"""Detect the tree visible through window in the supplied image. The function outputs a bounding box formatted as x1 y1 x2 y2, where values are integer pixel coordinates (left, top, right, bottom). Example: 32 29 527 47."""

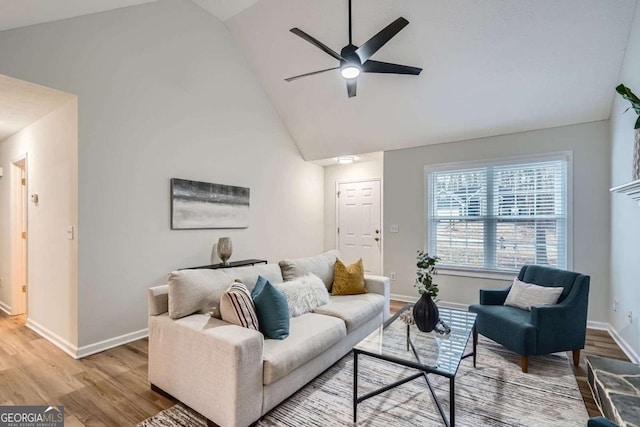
427 157 568 272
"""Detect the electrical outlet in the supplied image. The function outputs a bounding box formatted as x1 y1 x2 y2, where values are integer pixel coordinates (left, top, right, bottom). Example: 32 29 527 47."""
390 272 396 281
390 225 399 233
613 299 619 312
629 311 633 324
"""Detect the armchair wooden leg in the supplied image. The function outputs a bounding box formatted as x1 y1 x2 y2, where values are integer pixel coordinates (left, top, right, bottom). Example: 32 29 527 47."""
572 349 580 367
520 356 529 373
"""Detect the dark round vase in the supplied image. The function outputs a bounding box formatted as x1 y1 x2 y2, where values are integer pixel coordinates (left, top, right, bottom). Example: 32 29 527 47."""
413 292 439 332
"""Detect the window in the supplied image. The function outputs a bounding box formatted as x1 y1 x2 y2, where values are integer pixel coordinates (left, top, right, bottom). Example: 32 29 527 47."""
426 154 570 273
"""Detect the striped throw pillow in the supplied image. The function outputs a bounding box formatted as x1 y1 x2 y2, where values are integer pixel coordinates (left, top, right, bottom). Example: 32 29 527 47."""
220 281 259 330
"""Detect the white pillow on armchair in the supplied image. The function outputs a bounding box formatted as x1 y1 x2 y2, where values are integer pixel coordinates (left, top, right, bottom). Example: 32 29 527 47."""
504 278 563 311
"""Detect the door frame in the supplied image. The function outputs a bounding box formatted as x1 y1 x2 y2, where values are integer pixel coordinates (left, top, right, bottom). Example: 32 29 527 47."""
335 178 383 274
10 153 28 315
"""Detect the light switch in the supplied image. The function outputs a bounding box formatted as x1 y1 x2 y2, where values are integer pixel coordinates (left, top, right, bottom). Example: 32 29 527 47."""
67 226 74 240
390 224 399 233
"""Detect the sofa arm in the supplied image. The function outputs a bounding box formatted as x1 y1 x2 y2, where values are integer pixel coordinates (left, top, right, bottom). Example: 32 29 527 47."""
588 417 619 427
479 287 511 305
364 275 391 321
149 314 264 427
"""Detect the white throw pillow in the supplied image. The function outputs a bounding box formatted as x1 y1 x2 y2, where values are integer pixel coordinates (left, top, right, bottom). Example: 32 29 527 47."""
275 273 330 317
504 278 563 311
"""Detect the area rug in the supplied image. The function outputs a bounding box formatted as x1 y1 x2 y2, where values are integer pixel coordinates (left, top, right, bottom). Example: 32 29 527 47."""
139 337 588 426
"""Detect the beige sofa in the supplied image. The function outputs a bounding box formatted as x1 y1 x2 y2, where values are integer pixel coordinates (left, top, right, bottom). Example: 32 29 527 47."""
147 261 390 427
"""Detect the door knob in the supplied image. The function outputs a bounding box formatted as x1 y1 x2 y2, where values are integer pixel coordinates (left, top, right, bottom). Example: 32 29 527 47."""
375 237 380 242
375 229 380 234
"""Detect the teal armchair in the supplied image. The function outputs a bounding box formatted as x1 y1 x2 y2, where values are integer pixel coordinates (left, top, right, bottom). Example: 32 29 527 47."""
587 417 619 427
468 265 590 373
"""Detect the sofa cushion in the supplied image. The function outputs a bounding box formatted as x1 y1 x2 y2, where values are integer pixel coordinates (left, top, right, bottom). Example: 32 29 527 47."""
263 313 346 385
253 280 290 340
168 264 283 319
468 304 537 355
313 294 384 333
274 273 329 317
279 250 341 290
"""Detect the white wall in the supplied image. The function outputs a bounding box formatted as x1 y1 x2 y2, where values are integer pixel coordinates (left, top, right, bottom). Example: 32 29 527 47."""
0 0 324 350
0 99 78 346
323 159 384 251
609 3 640 359
384 121 611 322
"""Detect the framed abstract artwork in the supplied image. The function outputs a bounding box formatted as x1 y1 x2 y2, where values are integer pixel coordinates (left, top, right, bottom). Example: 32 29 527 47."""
171 178 249 229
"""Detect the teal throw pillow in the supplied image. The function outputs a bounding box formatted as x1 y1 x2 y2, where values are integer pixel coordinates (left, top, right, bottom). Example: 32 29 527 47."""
252 275 268 299
252 279 290 340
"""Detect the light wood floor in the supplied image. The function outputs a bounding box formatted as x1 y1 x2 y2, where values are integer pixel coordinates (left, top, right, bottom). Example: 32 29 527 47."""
0 303 629 425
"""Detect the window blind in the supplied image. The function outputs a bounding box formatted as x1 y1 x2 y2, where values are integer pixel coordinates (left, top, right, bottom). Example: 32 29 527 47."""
427 158 568 272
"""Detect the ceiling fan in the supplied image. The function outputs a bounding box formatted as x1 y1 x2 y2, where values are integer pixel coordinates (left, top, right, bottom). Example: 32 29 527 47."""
285 0 422 98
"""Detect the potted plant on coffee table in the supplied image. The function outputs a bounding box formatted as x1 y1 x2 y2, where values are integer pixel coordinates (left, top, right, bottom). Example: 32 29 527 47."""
413 251 440 332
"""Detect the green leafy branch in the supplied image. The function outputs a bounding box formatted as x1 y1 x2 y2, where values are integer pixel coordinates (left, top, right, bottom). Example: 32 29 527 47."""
415 251 440 299
616 84 640 129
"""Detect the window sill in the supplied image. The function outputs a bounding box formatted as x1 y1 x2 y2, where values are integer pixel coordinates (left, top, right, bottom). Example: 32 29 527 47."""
437 267 516 281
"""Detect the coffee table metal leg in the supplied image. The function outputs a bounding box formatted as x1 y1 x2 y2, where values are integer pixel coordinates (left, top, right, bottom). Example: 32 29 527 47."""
472 325 478 368
353 351 358 423
450 377 455 427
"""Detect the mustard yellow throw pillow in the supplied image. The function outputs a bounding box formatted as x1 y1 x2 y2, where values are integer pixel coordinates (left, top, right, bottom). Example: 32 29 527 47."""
332 259 367 295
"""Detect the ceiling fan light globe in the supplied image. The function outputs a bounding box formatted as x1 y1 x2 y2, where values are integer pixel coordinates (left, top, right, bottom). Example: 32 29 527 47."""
340 66 361 79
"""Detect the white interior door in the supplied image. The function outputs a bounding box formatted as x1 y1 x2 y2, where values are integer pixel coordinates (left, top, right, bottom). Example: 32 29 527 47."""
337 180 382 275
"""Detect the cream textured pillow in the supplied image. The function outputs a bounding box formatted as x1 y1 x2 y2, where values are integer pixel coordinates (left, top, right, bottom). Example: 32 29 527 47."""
275 273 329 317
504 278 563 311
167 269 229 319
219 282 259 330
279 250 341 291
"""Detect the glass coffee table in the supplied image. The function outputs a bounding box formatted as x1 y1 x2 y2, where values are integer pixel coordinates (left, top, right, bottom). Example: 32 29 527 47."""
353 305 477 427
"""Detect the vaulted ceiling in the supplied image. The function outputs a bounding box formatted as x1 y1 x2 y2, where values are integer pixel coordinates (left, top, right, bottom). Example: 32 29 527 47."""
227 0 637 160
0 0 636 160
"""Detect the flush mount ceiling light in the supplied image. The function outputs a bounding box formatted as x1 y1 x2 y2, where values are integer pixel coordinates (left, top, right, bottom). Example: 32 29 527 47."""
340 65 361 79
337 156 356 164
284 0 422 98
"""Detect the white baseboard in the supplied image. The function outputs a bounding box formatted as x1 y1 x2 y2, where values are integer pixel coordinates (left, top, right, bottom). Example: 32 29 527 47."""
608 325 640 364
26 318 78 358
26 318 149 360
586 321 609 330
75 328 149 359
0 300 11 315
390 293 418 303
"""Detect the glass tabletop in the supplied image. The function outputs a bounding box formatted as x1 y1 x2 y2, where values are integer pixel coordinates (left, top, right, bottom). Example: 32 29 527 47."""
354 305 477 377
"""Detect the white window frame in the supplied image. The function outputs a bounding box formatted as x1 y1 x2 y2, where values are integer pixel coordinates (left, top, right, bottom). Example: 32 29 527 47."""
424 151 573 280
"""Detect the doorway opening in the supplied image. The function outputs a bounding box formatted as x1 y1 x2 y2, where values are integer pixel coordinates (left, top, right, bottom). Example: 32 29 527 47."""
10 155 28 319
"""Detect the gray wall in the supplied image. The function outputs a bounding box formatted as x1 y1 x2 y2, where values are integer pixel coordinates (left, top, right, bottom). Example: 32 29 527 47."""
384 121 611 322
609 2 640 358
0 0 324 348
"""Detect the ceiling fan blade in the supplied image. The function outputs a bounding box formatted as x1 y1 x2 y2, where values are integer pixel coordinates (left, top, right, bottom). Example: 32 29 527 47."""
362 60 422 75
355 17 409 63
285 67 340 82
347 79 357 98
290 28 345 61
